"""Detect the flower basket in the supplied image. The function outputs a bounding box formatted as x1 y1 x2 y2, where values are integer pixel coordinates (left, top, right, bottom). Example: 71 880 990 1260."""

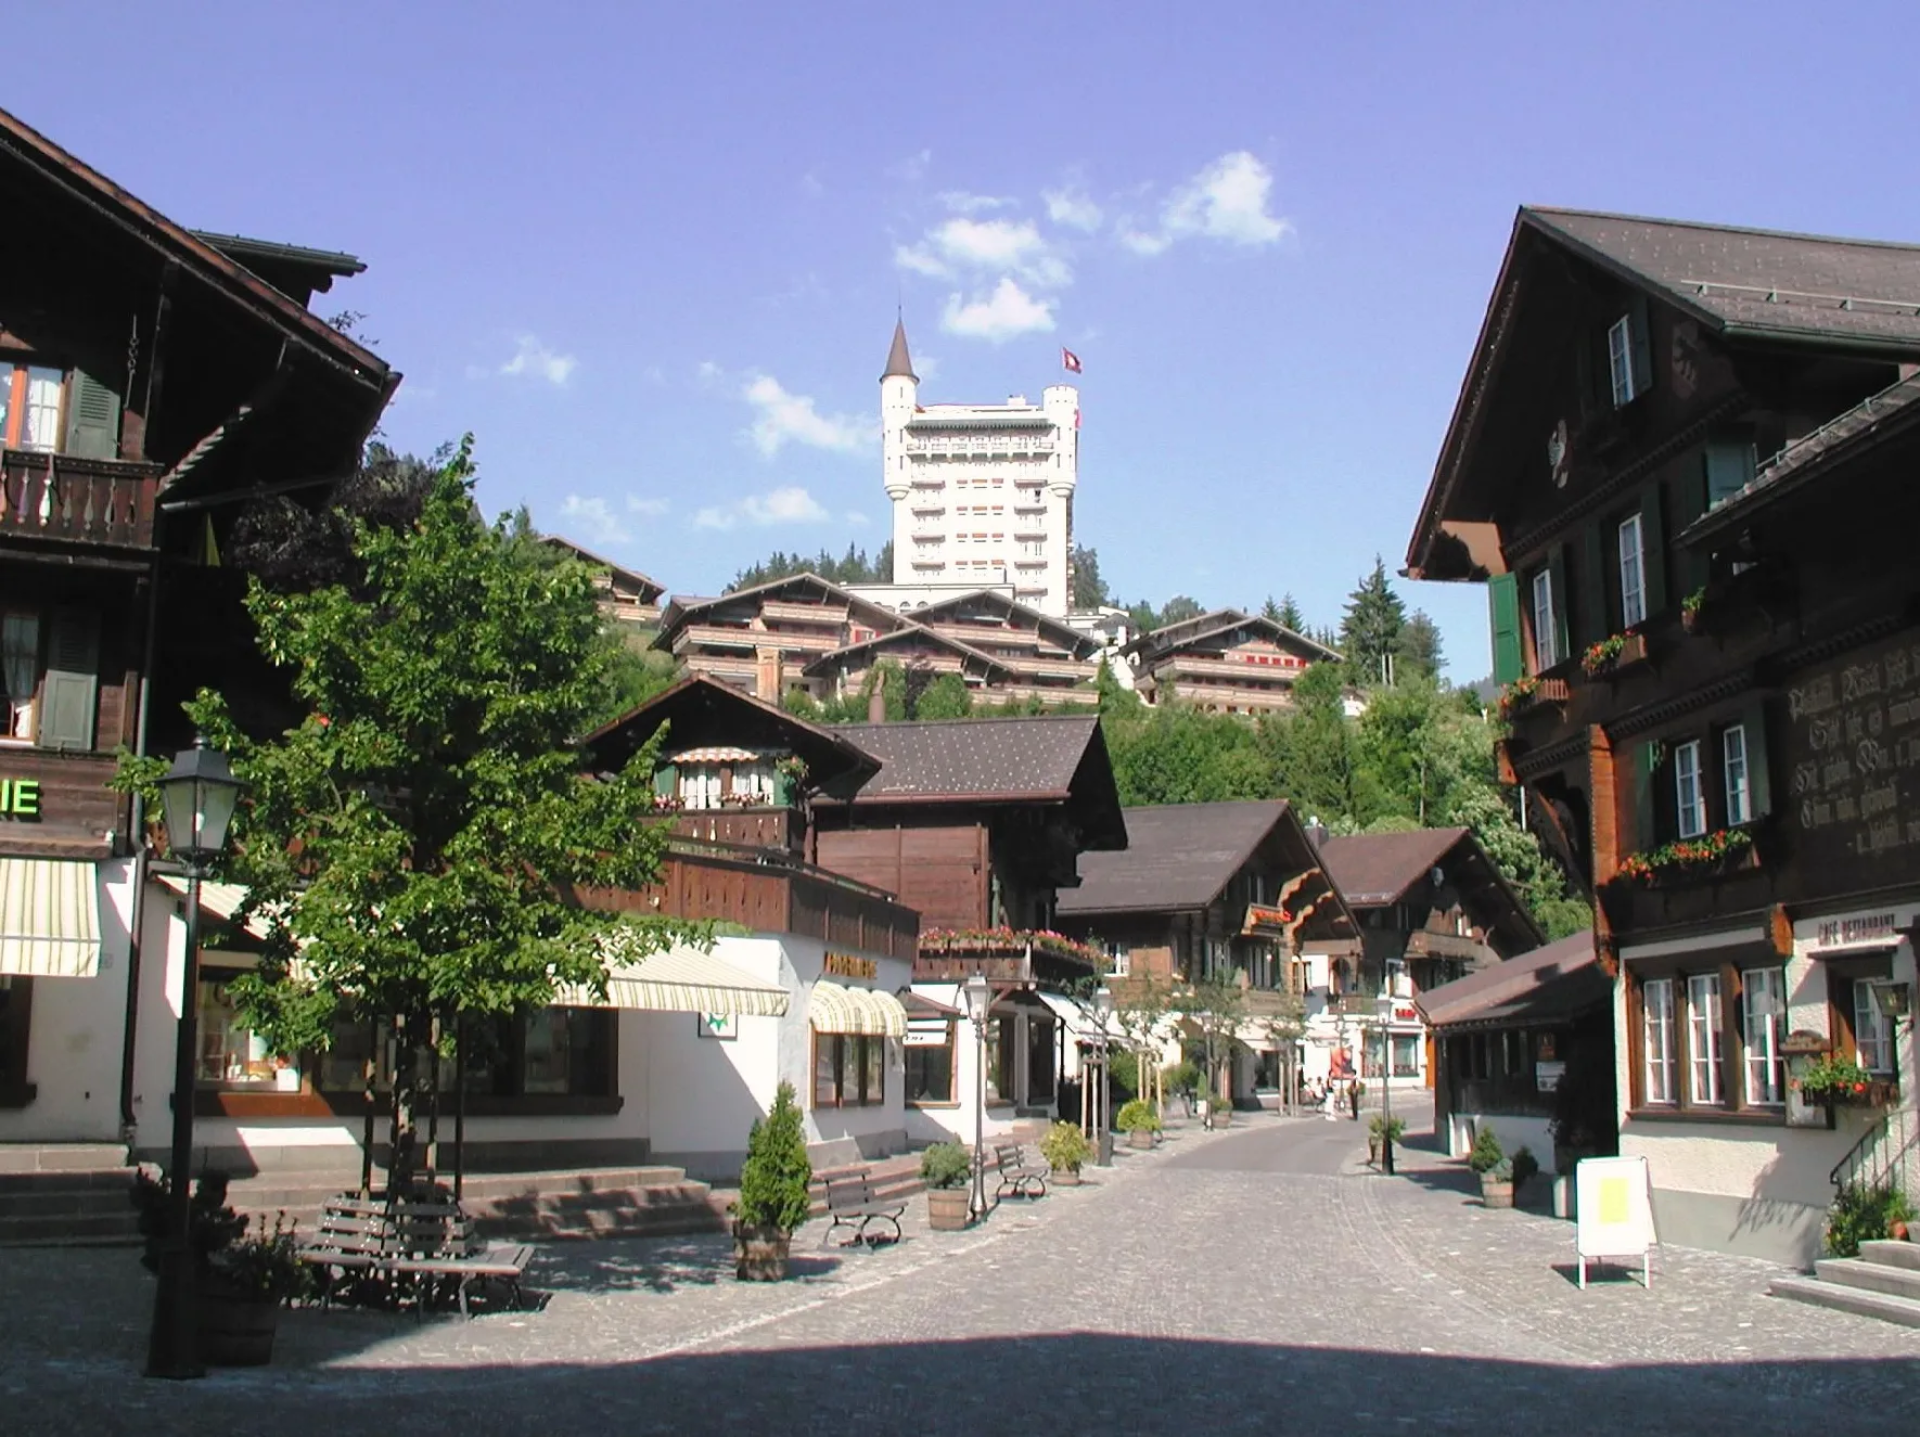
1581 631 1648 678
1615 827 1758 887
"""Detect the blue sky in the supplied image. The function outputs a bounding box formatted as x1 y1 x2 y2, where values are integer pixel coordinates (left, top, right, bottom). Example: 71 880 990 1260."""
10 2 1917 678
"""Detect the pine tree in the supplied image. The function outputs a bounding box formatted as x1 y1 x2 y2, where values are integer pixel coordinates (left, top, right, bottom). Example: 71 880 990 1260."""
1395 610 1445 683
1261 595 1283 624
1071 545 1110 610
1339 558 1408 687
1276 593 1307 634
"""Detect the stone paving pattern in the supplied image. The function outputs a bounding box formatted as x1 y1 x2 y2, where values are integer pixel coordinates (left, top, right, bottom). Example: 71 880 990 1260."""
3 1101 1917 1434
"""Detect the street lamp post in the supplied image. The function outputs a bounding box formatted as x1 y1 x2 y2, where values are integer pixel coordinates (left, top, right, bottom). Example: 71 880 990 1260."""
1091 986 1114 1167
1375 991 1395 1176
963 973 991 1224
146 739 245 1381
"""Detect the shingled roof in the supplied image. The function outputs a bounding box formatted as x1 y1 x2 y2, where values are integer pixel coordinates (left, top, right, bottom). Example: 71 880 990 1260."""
829 713 1127 850
1416 929 1606 1033
1058 801 1293 914
1527 208 1920 351
1317 827 1544 952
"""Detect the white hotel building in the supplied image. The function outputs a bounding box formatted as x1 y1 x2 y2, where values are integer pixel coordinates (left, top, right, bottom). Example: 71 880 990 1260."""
881 321 1080 618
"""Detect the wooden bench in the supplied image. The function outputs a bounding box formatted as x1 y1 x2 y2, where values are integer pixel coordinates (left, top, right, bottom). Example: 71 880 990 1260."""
818 1167 906 1249
991 1143 1048 1201
299 1192 533 1317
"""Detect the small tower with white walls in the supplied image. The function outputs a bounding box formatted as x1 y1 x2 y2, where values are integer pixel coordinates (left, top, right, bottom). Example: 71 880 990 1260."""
880 319 918 583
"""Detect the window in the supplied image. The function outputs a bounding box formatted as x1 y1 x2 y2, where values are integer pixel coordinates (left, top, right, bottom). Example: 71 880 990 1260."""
1608 315 1637 407
1 364 63 452
1855 983 1894 1074
1 613 39 741
1642 977 1676 1104
1618 513 1646 628
197 970 285 1089
317 1009 614 1100
813 1033 887 1107
1686 973 1723 1104
905 1023 954 1104
1531 569 1559 671
1723 725 1751 826
1 975 34 1104
1108 943 1131 977
1674 740 1705 839
1742 967 1786 1105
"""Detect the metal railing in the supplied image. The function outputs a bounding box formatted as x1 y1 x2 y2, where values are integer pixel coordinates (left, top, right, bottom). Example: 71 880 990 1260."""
1830 1103 1920 1198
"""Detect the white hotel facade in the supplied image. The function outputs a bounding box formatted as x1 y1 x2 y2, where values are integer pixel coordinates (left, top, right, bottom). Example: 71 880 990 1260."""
880 321 1080 618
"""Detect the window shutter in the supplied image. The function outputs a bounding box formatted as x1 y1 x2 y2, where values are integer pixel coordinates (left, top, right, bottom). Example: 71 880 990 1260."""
1639 484 1667 618
1577 525 1608 648
63 369 121 461
1488 573 1522 685
1633 744 1657 855
1743 699 1773 818
1548 545 1572 664
1674 460 1710 597
1628 294 1654 399
1703 437 1757 508
39 607 99 751
653 763 677 798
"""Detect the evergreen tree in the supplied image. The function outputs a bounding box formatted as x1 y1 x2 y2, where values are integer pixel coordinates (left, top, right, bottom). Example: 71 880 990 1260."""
1340 557 1408 687
1396 610 1445 683
1071 545 1110 610
1261 595 1283 624
1159 595 1205 627
1275 593 1307 634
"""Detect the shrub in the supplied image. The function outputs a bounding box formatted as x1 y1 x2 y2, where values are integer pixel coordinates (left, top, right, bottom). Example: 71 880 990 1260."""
211 1213 316 1303
1368 1114 1406 1145
130 1168 246 1275
735 1082 812 1234
1162 1060 1201 1097
1467 1125 1506 1176
1827 1182 1915 1258
1116 1099 1161 1133
1039 1122 1094 1175
1510 1146 1540 1189
919 1142 973 1190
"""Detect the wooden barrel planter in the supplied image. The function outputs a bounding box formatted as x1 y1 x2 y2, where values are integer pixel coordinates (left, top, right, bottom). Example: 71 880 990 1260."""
196 1286 279 1367
733 1224 791 1281
926 1187 972 1231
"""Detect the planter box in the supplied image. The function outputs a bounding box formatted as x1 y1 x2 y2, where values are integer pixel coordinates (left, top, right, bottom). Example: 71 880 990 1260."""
926 1187 972 1231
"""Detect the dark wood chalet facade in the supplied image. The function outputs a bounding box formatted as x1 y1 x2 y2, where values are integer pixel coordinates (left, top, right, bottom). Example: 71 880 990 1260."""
0 103 395 1132
1124 609 1342 715
1406 206 1920 1264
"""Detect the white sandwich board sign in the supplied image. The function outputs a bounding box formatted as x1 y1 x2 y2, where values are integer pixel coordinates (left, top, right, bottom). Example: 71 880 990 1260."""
1574 1155 1656 1289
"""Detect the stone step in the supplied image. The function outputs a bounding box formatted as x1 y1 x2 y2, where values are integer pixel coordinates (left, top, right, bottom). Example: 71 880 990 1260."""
0 1165 142 1245
0 1210 143 1246
0 1144 130 1175
0 1186 139 1220
1859 1239 1920 1272
1814 1256 1920 1302
0 1166 138 1194
1769 1274 1920 1328
522 1191 733 1242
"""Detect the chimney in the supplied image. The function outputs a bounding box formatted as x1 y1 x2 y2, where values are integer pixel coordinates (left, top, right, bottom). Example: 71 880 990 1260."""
1305 819 1329 850
754 646 783 703
867 669 887 725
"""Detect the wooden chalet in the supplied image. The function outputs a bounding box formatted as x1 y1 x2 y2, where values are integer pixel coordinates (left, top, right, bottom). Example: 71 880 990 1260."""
1302 827 1544 1092
652 572 907 701
542 535 665 627
1405 205 1920 1265
1124 609 1341 715
0 103 394 1144
1054 800 1359 1106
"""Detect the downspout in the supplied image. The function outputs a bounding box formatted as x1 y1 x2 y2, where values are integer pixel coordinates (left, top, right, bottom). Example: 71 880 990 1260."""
116 540 164 1140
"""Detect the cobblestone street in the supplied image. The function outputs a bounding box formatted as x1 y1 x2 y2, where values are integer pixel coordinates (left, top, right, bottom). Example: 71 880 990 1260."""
5 1105 1918 1435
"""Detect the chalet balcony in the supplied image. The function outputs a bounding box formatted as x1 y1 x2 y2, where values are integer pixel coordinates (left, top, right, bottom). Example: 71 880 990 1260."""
1403 929 1498 965
0 451 160 550
760 600 848 626
673 625 846 655
1158 655 1304 683
668 805 800 852
914 927 1102 985
580 839 919 960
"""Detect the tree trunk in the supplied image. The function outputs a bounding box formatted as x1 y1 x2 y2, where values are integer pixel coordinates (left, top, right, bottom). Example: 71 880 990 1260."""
387 1009 425 1195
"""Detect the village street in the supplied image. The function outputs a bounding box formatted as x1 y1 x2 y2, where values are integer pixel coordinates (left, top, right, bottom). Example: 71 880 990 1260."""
4 1103 1918 1436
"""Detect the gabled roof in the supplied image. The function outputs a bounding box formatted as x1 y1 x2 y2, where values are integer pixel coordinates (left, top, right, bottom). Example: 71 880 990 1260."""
1125 608 1340 665
800 623 1012 681
541 535 666 601
654 572 906 648
584 674 880 800
1316 827 1545 952
190 231 366 306
911 589 1101 658
824 714 1127 850
882 319 918 383
1416 929 1606 1032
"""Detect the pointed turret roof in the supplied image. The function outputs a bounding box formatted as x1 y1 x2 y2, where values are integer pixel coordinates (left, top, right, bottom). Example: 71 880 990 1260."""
881 318 918 383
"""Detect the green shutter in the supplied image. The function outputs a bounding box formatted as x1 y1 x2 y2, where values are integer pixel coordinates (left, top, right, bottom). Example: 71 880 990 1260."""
1488 573 1522 685
1743 699 1772 818
38 608 99 751
1640 484 1667 619
63 369 121 461
1703 437 1756 508
1548 545 1572 665
1675 460 1711 597
653 763 678 798
1578 525 1608 647
1628 294 1654 398
1633 742 1658 852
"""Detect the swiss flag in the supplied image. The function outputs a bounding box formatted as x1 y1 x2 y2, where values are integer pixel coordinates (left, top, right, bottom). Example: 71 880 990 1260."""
1060 347 1082 374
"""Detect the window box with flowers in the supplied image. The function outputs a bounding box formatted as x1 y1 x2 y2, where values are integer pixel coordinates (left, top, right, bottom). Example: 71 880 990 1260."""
1497 675 1571 719
1793 1053 1897 1108
1581 630 1649 678
918 927 1107 971
1614 826 1759 887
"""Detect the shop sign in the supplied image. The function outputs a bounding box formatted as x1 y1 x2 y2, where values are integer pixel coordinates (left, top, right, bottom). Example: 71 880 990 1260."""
824 951 878 982
695 1013 737 1041
1813 911 1901 951
1535 1060 1566 1092
1241 903 1294 935
1393 1004 1419 1023
0 777 42 819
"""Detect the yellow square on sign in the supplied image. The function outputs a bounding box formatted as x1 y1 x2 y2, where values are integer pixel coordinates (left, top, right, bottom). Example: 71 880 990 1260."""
1598 1176 1629 1225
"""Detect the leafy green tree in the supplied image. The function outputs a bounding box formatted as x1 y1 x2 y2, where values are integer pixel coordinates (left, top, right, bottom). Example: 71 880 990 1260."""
1271 662 1384 828
146 442 700 1190
915 673 974 720
1159 595 1205 627
1071 545 1110 610
1340 558 1408 687
1177 974 1246 1109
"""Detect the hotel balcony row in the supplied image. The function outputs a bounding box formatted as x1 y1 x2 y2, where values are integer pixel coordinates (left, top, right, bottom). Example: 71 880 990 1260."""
1145 679 1298 712
903 437 1056 457
670 624 849 655
1155 654 1307 683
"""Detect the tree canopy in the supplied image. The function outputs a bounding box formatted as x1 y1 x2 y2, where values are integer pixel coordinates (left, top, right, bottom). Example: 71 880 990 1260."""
730 542 893 591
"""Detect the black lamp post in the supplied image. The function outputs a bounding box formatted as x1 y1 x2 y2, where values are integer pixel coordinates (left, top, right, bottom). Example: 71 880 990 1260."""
146 738 245 1381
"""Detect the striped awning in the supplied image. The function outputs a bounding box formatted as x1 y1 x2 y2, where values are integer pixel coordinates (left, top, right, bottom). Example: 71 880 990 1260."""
810 979 908 1038
669 746 761 764
0 858 101 978
562 941 790 1017
154 874 274 941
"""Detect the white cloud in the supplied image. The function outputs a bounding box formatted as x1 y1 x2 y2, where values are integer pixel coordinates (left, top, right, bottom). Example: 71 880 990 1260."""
627 496 671 517
559 495 630 544
941 278 1056 342
894 243 951 279
499 334 578 385
696 360 724 382
939 190 1013 214
1044 186 1103 232
1128 151 1290 256
890 148 932 181
845 510 871 526
693 486 831 531
741 374 873 457
898 216 1071 289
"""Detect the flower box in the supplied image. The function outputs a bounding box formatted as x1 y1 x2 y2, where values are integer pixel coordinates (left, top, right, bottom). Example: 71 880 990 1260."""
1581 631 1649 678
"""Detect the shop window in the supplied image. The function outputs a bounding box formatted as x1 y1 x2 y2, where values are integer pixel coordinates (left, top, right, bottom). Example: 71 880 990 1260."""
1686 973 1723 1104
1391 1034 1419 1077
1641 977 1676 1104
197 968 293 1090
1633 966 1789 1115
1742 967 1786 1105
0 975 31 1103
905 1025 954 1105
812 1032 886 1108
316 1009 614 1099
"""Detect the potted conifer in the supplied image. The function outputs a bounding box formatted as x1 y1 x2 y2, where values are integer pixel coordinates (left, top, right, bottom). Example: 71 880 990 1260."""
1039 1121 1093 1186
1117 1099 1162 1149
732 1082 812 1281
1467 1126 1514 1208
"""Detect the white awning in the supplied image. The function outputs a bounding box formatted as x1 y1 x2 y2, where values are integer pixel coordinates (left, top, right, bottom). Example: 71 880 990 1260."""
1039 991 1102 1040
564 942 790 1016
810 979 907 1037
154 874 273 941
0 858 101 978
